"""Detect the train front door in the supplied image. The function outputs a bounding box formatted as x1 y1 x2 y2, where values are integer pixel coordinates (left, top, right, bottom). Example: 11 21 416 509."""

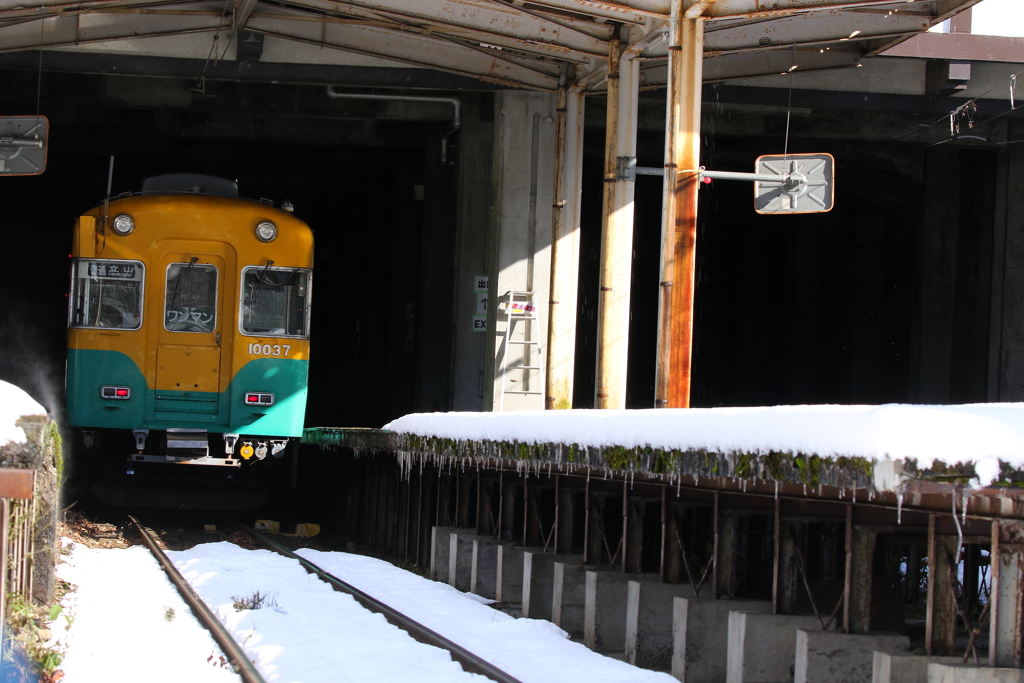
152 242 235 425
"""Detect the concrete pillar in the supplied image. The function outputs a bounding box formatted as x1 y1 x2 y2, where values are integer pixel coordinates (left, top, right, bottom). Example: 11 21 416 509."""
928 663 1024 683
430 526 458 581
471 538 500 599
488 90 557 411
873 653 964 683
523 551 580 620
774 515 796 614
917 147 959 403
586 491 606 565
994 123 1024 401
554 484 577 555
726 612 824 683
990 520 1024 667
793 630 909 683
545 84 585 410
552 561 589 638
663 499 683 583
624 580 693 671
449 531 487 591
496 544 532 604
927 516 959 655
849 527 877 634
585 569 657 653
594 41 640 409
716 511 739 598
625 494 645 574
672 597 771 683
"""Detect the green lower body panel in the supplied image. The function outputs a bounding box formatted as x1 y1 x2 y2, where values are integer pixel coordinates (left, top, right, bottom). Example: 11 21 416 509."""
67 349 308 436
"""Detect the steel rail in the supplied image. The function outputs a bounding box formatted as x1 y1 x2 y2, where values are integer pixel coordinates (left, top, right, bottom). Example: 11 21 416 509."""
128 516 269 683
232 522 524 683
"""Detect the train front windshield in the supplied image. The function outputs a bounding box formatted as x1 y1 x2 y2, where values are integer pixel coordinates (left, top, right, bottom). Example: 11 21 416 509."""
69 259 144 330
240 266 311 338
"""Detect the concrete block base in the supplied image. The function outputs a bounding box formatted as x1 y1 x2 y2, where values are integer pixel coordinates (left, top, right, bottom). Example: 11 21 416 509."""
496 545 534 604
726 612 827 683
873 652 964 683
672 597 772 683
928 664 1024 683
430 526 464 581
471 539 500 599
584 570 657 653
794 630 909 683
523 552 581 621
624 581 695 671
553 561 589 638
449 532 487 591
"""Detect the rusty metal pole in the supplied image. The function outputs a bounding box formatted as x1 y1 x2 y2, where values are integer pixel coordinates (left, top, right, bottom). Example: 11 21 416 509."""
546 82 586 410
656 0 706 408
595 35 640 409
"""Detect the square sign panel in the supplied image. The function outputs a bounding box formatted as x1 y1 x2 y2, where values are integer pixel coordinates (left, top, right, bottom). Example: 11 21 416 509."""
754 153 834 215
0 116 48 176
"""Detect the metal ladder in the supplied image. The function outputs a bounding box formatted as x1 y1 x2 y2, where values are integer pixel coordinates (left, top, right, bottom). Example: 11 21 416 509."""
498 290 541 410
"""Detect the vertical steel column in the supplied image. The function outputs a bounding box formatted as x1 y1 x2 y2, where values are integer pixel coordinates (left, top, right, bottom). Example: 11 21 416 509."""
656 0 705 408
546 84 586 410
990 520 1024 667
595 37 640 409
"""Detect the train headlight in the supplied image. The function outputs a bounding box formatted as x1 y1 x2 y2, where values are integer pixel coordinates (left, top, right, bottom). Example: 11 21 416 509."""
255 221 277 243
111 213 135 236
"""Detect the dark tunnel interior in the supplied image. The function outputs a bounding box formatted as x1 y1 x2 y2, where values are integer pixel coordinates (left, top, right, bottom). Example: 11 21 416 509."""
0 69 1002 431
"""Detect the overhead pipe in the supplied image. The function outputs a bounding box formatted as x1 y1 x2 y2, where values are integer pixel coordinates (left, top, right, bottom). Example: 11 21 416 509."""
325 87 461 165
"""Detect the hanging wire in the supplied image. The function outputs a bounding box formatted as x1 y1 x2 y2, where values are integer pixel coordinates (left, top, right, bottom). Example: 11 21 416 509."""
35 6 44 119
891 65 1024 144
783 44 796 159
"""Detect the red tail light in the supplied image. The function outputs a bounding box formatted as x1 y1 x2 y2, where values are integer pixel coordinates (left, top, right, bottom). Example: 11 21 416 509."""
101 385 131 400
244 392 274 406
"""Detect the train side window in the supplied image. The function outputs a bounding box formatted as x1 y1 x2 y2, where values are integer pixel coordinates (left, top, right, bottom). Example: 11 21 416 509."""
240 266 311 338
69 259 144 330
165 262 218 333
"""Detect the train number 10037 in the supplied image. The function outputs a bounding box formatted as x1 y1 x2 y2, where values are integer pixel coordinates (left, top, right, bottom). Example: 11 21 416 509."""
248 343 291 357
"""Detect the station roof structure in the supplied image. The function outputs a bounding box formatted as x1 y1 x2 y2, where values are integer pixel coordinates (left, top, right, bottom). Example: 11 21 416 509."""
0 0 983 91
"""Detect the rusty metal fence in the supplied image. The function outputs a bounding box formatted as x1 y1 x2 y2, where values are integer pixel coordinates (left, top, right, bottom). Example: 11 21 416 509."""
0 469 37 631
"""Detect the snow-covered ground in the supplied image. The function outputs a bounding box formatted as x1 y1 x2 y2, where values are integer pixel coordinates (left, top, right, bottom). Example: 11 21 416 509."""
385 404 1024 486
0 380 46 447
51 539 675 682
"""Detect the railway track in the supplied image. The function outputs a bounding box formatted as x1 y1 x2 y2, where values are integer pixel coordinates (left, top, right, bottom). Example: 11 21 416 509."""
128 516 522 683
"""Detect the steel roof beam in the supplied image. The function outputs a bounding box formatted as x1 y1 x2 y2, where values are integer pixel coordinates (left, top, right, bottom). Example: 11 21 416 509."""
244 17 561 89
234 0 258 29
0 8 227 52
281 0 617 48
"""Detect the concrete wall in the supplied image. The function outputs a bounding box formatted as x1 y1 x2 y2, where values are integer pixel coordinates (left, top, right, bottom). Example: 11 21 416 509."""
726 612 825 683
486 91 557 411
624 581 694 671
874 653 966 683
450 93 497 410
793 630 908 683
673 598 772 683
928 663 1024 683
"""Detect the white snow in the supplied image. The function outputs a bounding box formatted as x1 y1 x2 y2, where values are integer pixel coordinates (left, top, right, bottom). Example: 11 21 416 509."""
384 404 1024 486
298 548 675 683
51 539 674 682
0 380 46 447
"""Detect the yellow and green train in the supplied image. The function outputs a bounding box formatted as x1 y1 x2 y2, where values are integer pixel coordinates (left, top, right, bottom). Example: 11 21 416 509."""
66 174 313 484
